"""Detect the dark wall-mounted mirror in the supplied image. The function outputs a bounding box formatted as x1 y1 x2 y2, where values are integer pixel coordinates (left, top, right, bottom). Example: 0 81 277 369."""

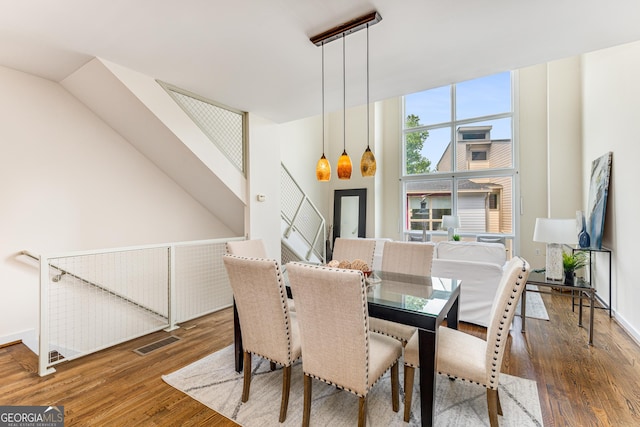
333 188 367 243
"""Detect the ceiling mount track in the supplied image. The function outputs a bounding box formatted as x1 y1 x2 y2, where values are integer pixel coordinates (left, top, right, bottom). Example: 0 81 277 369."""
310 11 382 46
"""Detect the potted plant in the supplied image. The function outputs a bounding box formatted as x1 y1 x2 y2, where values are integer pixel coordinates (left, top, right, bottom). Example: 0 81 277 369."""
562 251 588 285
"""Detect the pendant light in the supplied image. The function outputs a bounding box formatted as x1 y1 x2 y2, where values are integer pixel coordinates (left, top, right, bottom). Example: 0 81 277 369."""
315 42 331 181
360 23 377 177
337 35 352 179
309 11 382 181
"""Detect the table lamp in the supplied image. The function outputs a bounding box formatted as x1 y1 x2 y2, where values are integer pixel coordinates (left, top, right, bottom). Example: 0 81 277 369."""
533 218 578 281
442 215 461 241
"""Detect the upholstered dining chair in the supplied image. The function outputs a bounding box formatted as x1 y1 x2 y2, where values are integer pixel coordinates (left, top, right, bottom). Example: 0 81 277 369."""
222 255 302 423
402 256 531 425
370 241 436 345
227 239 296 311
331 238 376 269
226 239 267 257
286 262 403 427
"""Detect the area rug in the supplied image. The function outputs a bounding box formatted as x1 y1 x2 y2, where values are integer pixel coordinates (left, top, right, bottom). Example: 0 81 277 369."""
163 345 543 427
516 285 550 321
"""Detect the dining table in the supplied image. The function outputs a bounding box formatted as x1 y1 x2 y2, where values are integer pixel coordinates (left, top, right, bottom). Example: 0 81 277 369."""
232 268 461 427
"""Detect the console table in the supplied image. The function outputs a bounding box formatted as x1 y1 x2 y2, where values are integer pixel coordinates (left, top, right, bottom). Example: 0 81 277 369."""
570 246 612 317
521 271 596 345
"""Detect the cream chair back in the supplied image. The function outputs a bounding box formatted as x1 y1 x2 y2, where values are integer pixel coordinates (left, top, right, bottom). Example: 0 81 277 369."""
484 256 530 388
223 254 301 422
226 239 267 258
332 238 376 269
223 255 297 364
286 263 370 394
402 256 530 425
287 262 403 425
381 241 435 276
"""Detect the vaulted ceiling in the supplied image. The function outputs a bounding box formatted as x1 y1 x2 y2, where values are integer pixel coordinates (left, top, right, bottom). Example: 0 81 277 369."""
2 0 640 124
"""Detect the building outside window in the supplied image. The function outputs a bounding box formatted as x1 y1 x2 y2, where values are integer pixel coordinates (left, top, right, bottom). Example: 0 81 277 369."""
402 72 516 248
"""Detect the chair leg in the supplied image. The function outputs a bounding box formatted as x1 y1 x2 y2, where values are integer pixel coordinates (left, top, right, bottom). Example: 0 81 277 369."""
391 362 399 412
302 374 312 427
487 388 500 427
358 396 367 427
403 365 415 422
279 365 291 422
242 351 251 402
497 388 503 416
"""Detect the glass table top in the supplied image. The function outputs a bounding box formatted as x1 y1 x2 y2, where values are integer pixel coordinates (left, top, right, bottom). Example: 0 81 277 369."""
282 265 459 319
366 270 459 317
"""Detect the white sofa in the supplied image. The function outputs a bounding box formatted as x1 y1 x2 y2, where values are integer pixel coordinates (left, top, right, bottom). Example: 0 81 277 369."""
431 241 507 327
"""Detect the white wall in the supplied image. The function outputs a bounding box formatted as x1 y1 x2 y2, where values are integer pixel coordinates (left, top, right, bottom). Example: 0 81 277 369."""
247 113 282 258
517 59 585 269
279 105 381 243
379 98 402 241
325 106 377 240
517 65 549 269
279 114 330 223
547 57 584 217
0 66 234 344
581 40 640 340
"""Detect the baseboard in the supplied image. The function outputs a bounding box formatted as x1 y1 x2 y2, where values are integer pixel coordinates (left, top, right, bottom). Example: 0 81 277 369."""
612 311 640 347
0 329 38 355
0 339 21 349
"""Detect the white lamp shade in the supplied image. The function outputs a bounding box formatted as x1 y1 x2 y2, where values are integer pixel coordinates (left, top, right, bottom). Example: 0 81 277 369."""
533 218 578 245
442 215 461 229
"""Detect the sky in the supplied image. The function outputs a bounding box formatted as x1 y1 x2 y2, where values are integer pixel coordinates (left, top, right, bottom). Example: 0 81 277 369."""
404 71 511 167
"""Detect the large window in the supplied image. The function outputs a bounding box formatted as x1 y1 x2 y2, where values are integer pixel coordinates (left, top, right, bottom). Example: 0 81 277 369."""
402 72 515 245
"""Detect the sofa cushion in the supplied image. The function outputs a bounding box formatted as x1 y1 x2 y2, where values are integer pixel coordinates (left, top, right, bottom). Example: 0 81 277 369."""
435 241 506 265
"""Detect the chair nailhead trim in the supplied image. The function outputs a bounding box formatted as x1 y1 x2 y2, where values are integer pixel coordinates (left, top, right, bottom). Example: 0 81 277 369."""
231 255 296 364
298 263 373 394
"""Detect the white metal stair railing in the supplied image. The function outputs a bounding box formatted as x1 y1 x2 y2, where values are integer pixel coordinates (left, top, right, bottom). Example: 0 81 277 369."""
280 163 326 265
22 237 241 376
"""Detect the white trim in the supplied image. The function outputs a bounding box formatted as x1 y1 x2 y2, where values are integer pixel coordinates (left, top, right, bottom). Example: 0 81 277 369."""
612 312 640 348
0 329 37 354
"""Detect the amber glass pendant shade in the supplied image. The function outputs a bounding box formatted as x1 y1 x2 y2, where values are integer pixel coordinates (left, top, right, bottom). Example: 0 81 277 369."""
360 146 376 177
337 150 352 179
316 154 331 181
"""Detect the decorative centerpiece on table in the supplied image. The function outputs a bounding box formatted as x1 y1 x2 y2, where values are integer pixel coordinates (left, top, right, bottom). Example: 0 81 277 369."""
562 251 588 285
327 259 372 277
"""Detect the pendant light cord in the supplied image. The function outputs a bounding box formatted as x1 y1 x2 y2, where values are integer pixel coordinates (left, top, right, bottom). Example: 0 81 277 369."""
321 42 325 156
366 23 370 150
343 34 346 153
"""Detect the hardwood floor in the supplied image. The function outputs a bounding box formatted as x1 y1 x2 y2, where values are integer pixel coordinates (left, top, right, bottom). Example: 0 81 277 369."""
1 292 639 426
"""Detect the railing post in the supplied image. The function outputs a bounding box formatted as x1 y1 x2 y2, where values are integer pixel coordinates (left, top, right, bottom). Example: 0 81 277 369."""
165 245 179 331
284 195 307 238
38 255 55 376
306 222 324 262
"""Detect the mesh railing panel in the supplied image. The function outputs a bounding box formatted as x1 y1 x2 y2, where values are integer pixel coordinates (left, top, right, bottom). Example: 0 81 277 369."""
39 239 234 373
165 86 244 173
280 166 304 222
46 248 170 366
281 241 302 265
296 201 323 244
174 241 233 322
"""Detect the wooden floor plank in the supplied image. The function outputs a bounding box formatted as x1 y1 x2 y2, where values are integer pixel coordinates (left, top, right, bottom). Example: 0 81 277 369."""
1 293 639 426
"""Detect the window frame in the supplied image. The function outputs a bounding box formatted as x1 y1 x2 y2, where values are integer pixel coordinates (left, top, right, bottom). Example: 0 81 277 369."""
400 71 519 249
